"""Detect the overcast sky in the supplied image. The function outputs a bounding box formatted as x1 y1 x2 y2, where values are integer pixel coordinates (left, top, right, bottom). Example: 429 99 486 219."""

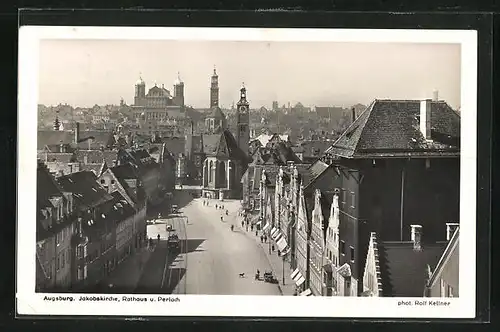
38 40 461 109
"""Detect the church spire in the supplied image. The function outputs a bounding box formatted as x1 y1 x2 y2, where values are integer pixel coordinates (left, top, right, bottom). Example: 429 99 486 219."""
53 111 61 131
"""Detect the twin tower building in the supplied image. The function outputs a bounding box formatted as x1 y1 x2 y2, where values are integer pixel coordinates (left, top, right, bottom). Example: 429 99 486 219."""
133 68 250 199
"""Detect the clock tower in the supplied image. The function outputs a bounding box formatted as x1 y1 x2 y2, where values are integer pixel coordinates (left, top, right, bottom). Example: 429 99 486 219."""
210 66 219 107
236 83 250 157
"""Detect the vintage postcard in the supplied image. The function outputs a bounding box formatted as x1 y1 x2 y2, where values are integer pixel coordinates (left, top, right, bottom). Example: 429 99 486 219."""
17 26 477 318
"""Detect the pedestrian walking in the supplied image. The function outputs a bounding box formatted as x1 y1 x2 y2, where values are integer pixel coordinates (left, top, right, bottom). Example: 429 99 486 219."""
215 204 218 209
157 234 160 243
221 216 223 222
250 224 254 231
272 244 275 252
246 225 249 232
260 235 263 243
264 235 267 243
255 230 258 236
241 220 244 227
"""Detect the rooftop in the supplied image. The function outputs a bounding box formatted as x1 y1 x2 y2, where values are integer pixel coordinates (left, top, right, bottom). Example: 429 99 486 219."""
326 99 460 158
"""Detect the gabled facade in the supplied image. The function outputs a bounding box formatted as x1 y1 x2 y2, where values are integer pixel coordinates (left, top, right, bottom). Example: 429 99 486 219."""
292 185 309 294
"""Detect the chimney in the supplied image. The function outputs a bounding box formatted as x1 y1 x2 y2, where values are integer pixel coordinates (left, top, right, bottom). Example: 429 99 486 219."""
351 107 356 123
410 225 422 250
419 99 432 140
446 223 459 241
74 122 80 143
432 89 439 102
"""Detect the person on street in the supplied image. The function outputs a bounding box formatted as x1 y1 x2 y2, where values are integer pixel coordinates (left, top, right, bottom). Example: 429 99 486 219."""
255 230 258 236
241 220 244 227
231 225 234 231
215 204 218 209
264 235 267 243
226 210 228 215
157 234 160 243
250 224 254 231
221 216 223 222
260 235 263 243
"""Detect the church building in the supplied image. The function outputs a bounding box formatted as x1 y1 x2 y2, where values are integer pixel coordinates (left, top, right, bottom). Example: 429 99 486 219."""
201 71 250 200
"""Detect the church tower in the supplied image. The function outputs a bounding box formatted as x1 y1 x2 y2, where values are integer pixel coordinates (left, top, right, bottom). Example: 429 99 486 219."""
236 83 250 157
174 72 185 107
210 66 219 107
134 76 146 105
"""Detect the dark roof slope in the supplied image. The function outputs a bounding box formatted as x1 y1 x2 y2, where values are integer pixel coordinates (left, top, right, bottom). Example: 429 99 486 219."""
207 106 226 119
327 99 460 158
378 241 447 297
37 162 65 210
57 171 113 210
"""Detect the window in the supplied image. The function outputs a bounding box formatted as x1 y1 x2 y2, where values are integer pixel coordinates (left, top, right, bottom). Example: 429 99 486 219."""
351 192 355 208
111 180 115 185
67 248 71 263
56 232 60 246
342 189 346 205
100 179 105 184
440 278 446 297
61 252 65 268
56 257 60 271
340 241 346 255
350 246 355 263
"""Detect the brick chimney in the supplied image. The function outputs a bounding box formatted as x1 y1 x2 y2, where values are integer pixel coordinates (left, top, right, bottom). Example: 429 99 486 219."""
74 122 80 143
432 89 439 102
446 222 459 241
419 99 432 140
410 225 422 250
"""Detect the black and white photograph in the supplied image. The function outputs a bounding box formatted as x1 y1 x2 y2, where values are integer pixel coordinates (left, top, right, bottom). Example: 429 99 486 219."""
17 27 477 318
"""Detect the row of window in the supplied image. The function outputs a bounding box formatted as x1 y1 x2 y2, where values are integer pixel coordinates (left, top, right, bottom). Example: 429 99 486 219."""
340 189 356 208
340 240 355 263
56 248 72 272
55 223 75 246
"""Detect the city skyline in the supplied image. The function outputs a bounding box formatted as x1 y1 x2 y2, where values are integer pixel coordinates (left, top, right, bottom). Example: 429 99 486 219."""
39 40 461 110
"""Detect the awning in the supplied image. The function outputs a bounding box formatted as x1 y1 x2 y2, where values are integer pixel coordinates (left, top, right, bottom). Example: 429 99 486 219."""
270 227 279 238
262 223 270 232
300 289 312 296
273 232 283 242
296 275 306 287
279 246 291 257
291 268 301 280
276 237 287 252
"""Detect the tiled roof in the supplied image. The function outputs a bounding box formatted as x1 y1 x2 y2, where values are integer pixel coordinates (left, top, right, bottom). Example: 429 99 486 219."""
80 163 103 175
37 130 74 150
298 140 332 159
107 163 141 204
57 171 114 210
303 160 330 189
37 162 64 202
161 137 186 157
253 133 289 147
207 106 226 119
107 191 136 224
326 99 460 158
377 240 447 297
38 152 75 163
75 150 119 165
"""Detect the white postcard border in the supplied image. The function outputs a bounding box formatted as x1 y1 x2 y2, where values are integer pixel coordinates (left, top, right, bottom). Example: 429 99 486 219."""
17 26 477 318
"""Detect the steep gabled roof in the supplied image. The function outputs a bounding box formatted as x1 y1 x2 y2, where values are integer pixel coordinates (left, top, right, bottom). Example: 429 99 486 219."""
207 106 226 119
57 171 114 210
376 239 447 297
326 99 460 158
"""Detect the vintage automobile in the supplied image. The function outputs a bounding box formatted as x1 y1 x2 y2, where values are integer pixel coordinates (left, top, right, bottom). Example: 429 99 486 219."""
167 233 180 250
263 271 278 284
